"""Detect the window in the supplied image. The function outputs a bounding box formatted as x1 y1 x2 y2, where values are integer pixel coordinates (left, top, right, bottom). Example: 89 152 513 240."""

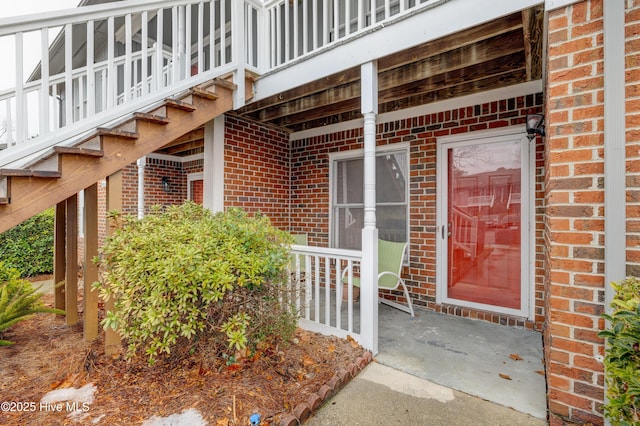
330 146 409 250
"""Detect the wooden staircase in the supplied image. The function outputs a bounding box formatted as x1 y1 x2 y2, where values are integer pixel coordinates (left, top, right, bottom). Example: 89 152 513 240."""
0 78 236 234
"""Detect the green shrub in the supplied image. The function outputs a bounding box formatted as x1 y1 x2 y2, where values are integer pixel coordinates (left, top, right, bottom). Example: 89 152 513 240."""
599 276 640 425
93 202 297 364
0 263 63 346
0 209 54 277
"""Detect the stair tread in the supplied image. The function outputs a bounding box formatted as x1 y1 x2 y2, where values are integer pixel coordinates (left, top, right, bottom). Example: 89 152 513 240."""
133 112 170 125
212 78 238 91
164 98 197 112
190 87 219 101
0 169 62 178
96 128 139 139
54 146 104 157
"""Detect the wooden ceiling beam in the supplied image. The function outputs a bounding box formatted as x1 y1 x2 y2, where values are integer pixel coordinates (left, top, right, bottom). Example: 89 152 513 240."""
379 52 525 104
271 98 361 128
253 82 361 122
379 69 528 114
239 67 361 115
377 11 523 71
291 109 365 132
378 30 524 90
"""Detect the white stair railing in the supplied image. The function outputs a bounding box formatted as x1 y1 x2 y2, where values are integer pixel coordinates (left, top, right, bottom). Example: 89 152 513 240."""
0 0 246 168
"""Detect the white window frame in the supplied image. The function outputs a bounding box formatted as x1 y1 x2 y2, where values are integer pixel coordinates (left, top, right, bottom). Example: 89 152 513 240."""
329 142 410 253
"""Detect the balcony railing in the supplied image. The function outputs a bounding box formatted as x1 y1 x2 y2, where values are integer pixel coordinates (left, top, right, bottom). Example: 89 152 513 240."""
264 0 446 68
0 0 444 166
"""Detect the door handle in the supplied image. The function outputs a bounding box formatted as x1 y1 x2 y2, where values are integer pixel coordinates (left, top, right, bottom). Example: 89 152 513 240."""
441 223 452 239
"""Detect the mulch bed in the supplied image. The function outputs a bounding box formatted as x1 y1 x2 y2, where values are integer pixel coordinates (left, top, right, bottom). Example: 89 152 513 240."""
0 292 370 425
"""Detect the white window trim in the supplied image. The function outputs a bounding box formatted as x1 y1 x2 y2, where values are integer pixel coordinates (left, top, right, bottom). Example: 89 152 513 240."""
436 126 535 320
328 142 410 254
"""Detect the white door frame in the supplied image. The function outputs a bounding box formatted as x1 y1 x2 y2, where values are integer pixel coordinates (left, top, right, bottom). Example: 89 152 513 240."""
436 126 535 320
187 172 204 202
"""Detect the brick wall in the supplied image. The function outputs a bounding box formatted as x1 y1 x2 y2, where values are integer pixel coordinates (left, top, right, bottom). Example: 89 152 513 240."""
224 115 291 229
121 158 187 215
545 1 606 424
628 2 640 277
291 95 545 330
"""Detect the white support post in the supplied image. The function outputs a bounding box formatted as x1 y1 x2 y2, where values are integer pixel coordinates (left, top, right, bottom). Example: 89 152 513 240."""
360 61 379 355
203 115 225 212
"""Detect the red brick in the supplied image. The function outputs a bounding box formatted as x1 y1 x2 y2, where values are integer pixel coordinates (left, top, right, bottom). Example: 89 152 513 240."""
552 337 598 356
550 285 594 300
548 389 594 412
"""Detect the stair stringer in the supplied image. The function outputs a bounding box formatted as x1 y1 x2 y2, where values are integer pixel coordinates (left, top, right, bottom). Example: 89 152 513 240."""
0 80 235 234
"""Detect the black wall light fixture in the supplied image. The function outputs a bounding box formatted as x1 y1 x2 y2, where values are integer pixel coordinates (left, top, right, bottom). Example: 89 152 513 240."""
162 176 171 193
526 113 545 141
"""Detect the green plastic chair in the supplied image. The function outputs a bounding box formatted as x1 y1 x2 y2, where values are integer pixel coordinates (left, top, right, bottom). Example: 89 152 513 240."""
290 233 308 274
343 239 414 316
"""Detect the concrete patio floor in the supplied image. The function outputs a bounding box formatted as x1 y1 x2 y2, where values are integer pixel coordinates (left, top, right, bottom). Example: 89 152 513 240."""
375 303 547 419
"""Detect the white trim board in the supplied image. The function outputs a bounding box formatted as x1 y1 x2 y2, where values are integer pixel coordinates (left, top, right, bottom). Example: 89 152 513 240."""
290 80 543 141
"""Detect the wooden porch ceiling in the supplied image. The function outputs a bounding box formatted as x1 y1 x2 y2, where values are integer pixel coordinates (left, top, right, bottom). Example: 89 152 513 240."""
157 7 543 155
236 8 544 134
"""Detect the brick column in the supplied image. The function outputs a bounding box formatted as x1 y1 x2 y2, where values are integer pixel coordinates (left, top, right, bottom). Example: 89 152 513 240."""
544 1 606 424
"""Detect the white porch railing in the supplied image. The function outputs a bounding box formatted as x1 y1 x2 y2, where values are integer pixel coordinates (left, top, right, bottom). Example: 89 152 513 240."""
290 244 366 347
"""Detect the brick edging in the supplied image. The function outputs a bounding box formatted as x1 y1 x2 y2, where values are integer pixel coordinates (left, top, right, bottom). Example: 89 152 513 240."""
278 350 373 426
